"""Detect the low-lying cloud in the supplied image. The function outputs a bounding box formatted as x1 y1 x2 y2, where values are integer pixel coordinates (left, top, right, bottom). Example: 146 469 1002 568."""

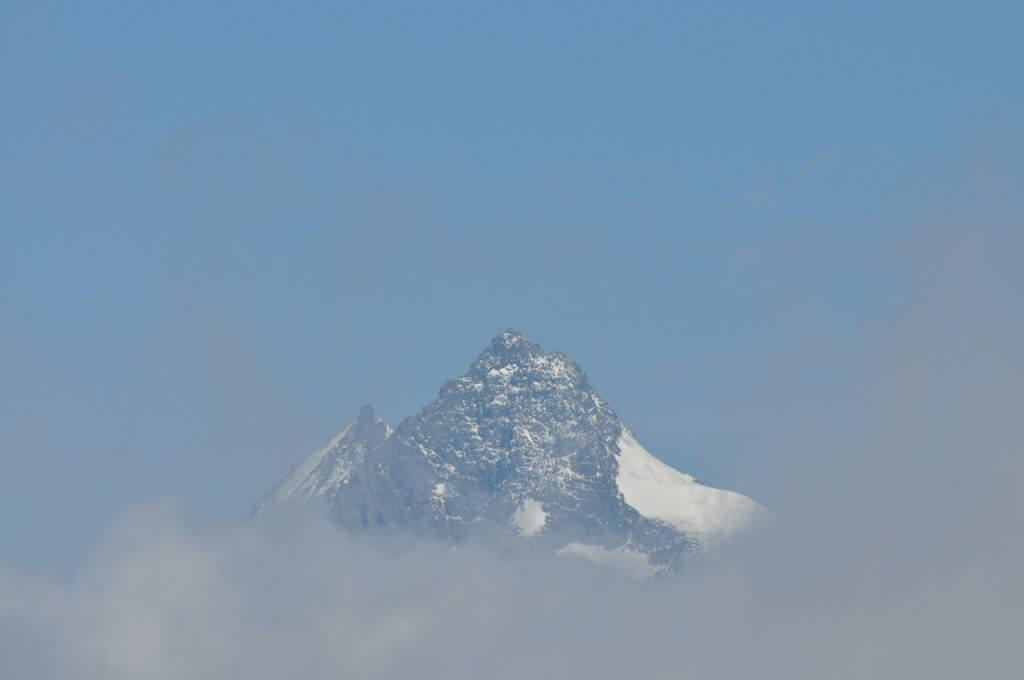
2 225 1021 679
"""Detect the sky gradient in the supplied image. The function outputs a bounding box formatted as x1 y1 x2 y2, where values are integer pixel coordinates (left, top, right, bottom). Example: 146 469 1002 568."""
2 1 1022 572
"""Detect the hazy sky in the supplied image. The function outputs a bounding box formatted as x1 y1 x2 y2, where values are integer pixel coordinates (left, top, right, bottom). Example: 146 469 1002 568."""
2 0 1022 580
2 220 1021 677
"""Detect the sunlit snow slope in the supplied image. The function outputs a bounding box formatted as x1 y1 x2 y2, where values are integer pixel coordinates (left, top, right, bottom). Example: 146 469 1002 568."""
615 429 760 538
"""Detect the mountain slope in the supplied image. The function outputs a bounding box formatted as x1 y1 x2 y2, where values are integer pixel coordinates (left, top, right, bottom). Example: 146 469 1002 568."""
251 404 391 517
255 330 762 573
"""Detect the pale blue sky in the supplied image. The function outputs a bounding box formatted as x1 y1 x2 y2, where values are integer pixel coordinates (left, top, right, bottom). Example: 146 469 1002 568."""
2 1 1021 571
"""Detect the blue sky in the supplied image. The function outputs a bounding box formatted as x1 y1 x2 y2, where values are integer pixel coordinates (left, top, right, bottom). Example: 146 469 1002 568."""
2 1 1022 571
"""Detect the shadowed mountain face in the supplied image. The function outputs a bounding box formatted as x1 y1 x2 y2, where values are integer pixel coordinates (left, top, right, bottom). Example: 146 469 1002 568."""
255 330 761 575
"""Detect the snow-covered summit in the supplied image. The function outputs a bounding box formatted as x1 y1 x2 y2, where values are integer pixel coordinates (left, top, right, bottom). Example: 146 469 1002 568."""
255 330 762 573
251 404 390 517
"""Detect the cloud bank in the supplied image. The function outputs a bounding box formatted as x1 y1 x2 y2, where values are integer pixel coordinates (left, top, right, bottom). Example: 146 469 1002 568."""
2 225 1021 679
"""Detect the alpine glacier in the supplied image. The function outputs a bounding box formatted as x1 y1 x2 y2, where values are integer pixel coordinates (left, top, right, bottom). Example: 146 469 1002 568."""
254 330 762 573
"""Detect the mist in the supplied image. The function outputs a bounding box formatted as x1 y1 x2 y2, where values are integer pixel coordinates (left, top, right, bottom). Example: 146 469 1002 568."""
1 221 1020 679
4 1 1022 675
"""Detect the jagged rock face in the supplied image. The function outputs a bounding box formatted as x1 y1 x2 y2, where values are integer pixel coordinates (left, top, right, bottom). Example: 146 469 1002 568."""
256 330 761 574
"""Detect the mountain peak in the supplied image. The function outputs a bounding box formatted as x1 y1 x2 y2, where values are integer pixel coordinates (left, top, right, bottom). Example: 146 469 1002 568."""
257 331 762 576
495 327 531 346
468 329 588 388
251 404 391 517
482 328 540 359
356 403 377 423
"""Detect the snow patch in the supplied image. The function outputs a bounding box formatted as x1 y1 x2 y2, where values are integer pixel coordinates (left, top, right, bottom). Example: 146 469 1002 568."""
487 364 518 379
258 421 354 510
615 429 761 538
512 498 547 537
555 542 664 580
